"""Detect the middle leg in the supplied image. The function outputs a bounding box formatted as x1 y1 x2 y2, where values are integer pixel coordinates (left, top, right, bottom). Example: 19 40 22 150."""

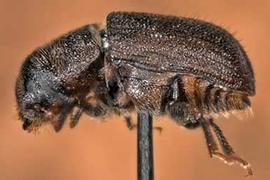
165 75 200 129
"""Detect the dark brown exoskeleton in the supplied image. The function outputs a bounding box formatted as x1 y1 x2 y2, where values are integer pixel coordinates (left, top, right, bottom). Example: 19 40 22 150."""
16 12 255 175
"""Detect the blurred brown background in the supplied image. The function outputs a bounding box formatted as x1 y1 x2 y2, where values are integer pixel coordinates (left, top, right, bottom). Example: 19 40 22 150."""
0 0 269 180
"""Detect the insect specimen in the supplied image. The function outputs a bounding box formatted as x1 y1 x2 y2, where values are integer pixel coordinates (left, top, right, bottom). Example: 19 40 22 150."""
15 12 255 175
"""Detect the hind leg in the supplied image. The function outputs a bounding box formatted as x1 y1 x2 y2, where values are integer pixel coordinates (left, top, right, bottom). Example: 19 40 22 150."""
200 117 253 176
165 76 252 175
208 118 234 156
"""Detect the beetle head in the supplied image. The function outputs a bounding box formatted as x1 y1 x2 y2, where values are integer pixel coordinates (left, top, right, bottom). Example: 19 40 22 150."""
16 64 77 132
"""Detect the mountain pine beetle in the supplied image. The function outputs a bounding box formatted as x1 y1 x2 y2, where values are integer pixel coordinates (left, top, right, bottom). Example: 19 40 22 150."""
16 12 255 175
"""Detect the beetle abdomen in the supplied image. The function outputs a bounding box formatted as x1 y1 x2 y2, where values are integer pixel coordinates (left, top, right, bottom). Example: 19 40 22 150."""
106 12 255 96
181 76 251 115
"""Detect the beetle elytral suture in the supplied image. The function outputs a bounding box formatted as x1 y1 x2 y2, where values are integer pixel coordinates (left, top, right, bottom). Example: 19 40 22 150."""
15 12 255 175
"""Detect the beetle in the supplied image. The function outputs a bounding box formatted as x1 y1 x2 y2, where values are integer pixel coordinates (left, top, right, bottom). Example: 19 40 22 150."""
15 12 255 175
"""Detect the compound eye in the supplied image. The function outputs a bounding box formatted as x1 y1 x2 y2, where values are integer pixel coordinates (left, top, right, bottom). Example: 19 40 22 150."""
22 118 32 130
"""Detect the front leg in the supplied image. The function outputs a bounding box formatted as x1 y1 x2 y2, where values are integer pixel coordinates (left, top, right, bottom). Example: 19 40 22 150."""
69 100 107 128
70 107 83 128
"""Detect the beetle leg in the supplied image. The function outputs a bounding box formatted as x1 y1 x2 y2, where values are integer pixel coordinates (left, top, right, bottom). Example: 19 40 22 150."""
208 118 235 156
122 111 162 133
124 114 136 130
210 119 253 175
200 117 219 157
80 102 107 117
103 62 134 109
153 126 163 134
211 151 253 176
50 111 69 132
166 76 200 129
200 117 253 176
69 102 107 128
124 115 162 133
69 107 83 128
